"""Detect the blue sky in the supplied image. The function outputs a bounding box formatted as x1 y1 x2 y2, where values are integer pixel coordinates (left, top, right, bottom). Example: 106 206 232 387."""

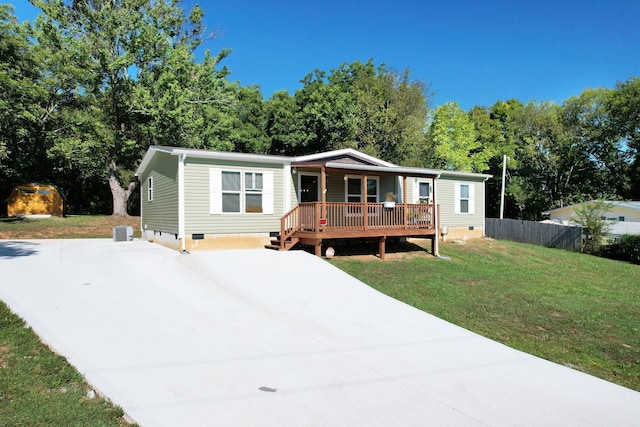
9 0 640 110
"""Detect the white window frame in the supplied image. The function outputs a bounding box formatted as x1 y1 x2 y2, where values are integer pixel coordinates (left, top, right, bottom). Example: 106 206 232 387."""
413 179 432 204
344 175 379 203
222 170 242 213
210 169 274 215
454 183 475 214
244 171 264 213
147 176 153 202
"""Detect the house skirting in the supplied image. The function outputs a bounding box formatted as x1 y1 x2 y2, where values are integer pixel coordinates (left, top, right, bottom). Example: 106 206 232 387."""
143 230 272 252
184 233 272 252
441 226 484 241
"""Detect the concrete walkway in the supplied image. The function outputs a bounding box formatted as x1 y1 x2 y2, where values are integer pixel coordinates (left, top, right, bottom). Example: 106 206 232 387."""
1 239 639 426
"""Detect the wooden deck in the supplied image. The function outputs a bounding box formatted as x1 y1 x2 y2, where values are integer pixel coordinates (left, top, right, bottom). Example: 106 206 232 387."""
268 202 439 258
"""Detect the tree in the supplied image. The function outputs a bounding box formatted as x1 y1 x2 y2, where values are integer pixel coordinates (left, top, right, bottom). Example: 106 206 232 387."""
425 101 491 172
572 200 612 253
0 5 47 193
31 0 223 216
350 62 430 165
607 77 640 199
264 60 430 163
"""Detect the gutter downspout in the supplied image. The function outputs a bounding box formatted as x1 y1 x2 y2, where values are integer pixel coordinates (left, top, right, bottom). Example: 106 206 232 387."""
178 153 186 252
433 173 442 258
483 175 490 237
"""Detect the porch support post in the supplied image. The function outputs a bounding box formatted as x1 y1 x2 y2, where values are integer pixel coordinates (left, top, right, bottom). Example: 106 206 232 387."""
433 177 440 257
363 174 368 230
379 236 386 260
320 166 327 230
315 239 322 257
403 176 408 229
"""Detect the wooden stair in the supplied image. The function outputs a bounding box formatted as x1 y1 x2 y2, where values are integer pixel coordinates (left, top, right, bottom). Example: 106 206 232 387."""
265 234 299 251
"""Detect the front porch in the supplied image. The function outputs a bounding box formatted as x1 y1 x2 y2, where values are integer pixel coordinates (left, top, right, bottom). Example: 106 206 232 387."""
268 201 439 259
266 154 441 259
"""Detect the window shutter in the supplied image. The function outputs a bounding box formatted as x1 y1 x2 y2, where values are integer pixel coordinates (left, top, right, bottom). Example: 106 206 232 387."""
454 184 461 214
468 183 475 214
210 168 222 214
412 179 419 204
262 171 274 214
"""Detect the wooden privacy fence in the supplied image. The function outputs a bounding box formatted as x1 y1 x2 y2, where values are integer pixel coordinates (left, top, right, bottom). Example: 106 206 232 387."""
485 218 584 251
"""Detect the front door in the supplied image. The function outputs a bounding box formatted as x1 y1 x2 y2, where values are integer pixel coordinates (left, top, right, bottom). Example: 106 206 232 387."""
300 174 320 203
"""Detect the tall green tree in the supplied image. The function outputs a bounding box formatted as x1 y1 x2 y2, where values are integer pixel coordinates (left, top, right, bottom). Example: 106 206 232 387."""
0 5 47 191
350 62 429 165
607 77 640 198
425 101 491 172
31 0 225 216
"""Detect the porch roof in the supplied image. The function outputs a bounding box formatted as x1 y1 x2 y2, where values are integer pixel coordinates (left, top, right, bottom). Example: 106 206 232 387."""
292 161 441 179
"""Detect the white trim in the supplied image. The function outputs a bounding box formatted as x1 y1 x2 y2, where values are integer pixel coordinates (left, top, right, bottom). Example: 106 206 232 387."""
344 175 380 203
294 148 396 167
262 171 274 214
412 179 433 204
209 168 222 214
211 168 274 215
455 183 474 214
178 155 185 239
147 176 153 202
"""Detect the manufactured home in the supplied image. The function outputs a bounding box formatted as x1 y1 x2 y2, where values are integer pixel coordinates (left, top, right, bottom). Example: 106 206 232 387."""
135 147 491 257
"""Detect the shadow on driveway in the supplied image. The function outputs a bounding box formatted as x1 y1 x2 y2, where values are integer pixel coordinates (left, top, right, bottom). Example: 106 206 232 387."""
0 241 40 259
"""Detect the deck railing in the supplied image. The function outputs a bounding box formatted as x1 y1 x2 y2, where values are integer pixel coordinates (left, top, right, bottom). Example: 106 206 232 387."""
289 202 436 233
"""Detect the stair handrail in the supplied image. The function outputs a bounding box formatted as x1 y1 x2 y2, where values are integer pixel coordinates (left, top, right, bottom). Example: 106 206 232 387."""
280 205 301 249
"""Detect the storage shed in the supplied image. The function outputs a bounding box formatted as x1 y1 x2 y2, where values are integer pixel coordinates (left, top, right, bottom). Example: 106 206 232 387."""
7 183 65 216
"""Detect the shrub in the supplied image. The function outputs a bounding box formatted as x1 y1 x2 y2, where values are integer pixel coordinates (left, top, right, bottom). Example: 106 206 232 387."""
601 234 640 264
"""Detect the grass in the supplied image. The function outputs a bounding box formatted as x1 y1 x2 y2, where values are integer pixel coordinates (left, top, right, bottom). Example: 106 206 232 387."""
0 301 133 426
331 238 640 392
0 215 140 239
1 215 140 426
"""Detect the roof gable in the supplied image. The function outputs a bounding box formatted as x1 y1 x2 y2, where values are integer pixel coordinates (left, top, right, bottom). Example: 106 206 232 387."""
292 149 395 167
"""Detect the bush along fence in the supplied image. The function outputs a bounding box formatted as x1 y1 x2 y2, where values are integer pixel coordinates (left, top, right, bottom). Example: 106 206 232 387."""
485 218 584 251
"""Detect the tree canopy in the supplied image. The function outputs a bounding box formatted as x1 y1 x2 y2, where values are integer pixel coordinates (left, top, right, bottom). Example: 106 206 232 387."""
0 3 637 220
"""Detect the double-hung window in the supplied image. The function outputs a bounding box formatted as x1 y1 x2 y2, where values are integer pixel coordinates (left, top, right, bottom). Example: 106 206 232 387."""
418 181 430 204
221 171 241 213
147 177 153 202
244 172 263 213
346 176 379 202
211 169 273 214
455 183 474 214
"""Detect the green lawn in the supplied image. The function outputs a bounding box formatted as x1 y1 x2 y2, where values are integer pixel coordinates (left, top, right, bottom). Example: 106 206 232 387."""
0 301 134 426
331 238 640 392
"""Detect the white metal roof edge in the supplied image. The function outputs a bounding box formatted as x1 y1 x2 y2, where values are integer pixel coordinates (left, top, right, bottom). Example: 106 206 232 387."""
135 146 292 176
136 146 493 181
324 162 493 179
293 148 396 167
542 200 640 215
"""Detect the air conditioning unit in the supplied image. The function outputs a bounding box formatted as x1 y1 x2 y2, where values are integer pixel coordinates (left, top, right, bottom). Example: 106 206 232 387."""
113 226 133 242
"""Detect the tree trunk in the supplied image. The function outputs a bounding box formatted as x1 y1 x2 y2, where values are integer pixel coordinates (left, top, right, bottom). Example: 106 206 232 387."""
108 160 132 217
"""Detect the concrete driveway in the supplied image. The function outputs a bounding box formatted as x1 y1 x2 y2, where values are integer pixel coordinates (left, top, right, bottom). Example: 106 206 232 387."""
1 239 639 426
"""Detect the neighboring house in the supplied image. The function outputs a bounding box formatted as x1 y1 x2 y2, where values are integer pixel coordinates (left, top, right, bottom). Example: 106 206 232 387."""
135 146 492 257
542 201 640 238
7 183 65 217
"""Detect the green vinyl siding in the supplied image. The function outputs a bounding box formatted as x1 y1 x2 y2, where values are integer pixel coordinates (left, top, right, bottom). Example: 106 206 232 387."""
437 177 485 228
183 157 285 234
140 151 179 234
